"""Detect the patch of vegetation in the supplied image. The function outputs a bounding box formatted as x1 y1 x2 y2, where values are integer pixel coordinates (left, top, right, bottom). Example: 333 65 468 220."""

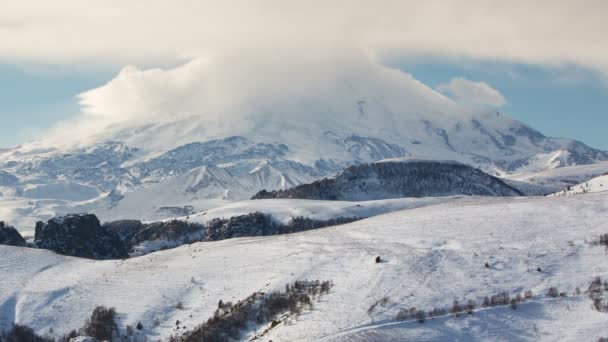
588 276 608 312
170 280 333 342
395 289 535 323
1 324 54 342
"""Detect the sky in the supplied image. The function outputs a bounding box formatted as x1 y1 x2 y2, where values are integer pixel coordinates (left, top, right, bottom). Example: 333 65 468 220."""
0 1 607 149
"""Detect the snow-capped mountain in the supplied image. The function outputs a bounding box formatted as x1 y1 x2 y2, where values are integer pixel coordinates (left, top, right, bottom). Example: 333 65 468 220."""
0 58 606 227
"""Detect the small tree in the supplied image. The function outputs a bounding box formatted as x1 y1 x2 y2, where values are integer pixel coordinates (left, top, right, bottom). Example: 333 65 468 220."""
482 296 490 307
415 310 426 323
547 287 559 298
514 293 523 303
451 300 462 317
395 308 410 321
83 306 117 341
466 299 476 314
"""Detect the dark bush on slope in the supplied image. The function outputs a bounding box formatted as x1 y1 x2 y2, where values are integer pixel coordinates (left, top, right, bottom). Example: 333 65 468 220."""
588 276 608 312
82 306 118 341
130 220 204 246
103 213 360 255
102 219 147 241
0 221 26 247
205 213 360 241
252 160 524 201
1 324 54 342
25 212 359 258
598 233 608 246
205 212 277 241
34 214 129 260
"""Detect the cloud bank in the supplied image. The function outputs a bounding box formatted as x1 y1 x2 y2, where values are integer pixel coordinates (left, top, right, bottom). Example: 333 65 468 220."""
43 52 468 147
5 0 607 149
2 0 608 75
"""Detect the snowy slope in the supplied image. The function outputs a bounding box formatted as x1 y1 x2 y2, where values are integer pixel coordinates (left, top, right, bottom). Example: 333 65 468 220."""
178 197 460 225
1 192 608 341
549 173 608 196
505 160 608 190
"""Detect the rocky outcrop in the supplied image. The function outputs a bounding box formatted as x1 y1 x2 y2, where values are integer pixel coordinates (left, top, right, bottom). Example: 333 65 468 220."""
0 221 26 247
34 214 129 260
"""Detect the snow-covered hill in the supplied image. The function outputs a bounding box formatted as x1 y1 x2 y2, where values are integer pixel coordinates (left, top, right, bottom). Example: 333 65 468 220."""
549 173 608 196
505 160 608 190
181 197 459 226
1 192 607 341
252 159 523 200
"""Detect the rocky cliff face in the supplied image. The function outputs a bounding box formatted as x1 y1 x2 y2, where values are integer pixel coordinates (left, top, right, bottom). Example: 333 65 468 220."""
34 214 129 260
0 221 26 247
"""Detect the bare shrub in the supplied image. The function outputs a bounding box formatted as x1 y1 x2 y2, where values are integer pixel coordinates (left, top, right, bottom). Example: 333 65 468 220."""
82 306 117 341
547 287 559 298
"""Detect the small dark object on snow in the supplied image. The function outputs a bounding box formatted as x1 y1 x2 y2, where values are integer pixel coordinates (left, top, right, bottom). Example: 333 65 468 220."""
537 267 542 272
375 256 382 263
485 262 490 268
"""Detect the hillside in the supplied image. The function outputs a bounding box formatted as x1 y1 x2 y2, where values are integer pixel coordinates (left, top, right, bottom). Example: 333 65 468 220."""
253 160 523 201
0 192 607 341
550 173 608 196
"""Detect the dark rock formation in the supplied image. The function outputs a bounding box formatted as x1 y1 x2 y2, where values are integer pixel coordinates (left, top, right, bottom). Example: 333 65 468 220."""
34 214 129 260
0 221 26 247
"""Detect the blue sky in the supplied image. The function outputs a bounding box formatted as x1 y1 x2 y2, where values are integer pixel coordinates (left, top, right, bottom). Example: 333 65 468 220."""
0 64 113 147
388 57 608 150
1 60 606 150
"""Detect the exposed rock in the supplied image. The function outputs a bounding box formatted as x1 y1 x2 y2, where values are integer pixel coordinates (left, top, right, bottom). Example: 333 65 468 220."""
34 214 129 260
0 221 26 247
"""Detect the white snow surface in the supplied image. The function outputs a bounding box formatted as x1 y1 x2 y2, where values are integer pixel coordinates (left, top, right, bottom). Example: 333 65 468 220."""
1 192 608 341
505 161 608 190
550 174 608 196
176 197 459 225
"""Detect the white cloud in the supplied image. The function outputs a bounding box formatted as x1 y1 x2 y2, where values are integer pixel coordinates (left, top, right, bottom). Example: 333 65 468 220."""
1 0 608 76
42 52 468 147
437 78 506 107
